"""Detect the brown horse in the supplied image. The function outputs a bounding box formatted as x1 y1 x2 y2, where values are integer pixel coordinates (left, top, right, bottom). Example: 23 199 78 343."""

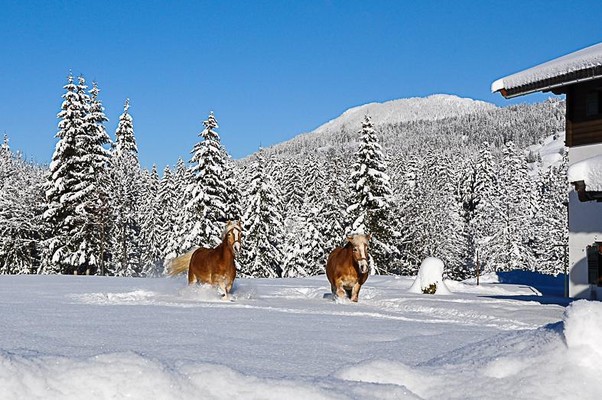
167 220 242 300
326 233 371 302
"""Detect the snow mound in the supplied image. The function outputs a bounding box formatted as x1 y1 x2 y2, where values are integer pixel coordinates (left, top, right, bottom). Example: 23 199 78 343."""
337 321 601 400
563 300 602 363
336 360 427 399
567 154 602 190
408 257 451 295
0 352 338 400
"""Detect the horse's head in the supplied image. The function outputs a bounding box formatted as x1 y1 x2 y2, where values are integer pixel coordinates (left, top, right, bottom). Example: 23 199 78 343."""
347 233 371 273
225 220 242 256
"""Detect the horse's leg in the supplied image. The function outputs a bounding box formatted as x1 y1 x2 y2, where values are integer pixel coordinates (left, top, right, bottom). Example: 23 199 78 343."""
218 279 230 301
350 283 362 302
188 269 197 285
335 282 347 300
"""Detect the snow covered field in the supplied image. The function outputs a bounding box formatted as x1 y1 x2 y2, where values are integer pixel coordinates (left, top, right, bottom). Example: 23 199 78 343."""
1 274 599 400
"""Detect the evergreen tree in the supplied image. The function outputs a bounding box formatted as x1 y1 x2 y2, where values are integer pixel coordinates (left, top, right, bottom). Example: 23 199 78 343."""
317 152 348 267
241 149 284 278
0 134 10 184
389 153 422 275
0 148 45 274
283 205 325 277
470 143 498 274
184 112 230 249
164 158 194 261
83 81 112 274
281 160 305 213
139 165 164 277
346 115 396 273
41 74 110 275
487 141 535 272
108 99 143 276
223 153 243 221
534 154 569 275
157 166 177 269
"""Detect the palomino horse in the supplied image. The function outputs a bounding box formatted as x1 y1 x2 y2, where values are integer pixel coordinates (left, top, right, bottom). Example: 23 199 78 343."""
168 220 242 300
326 234 371 302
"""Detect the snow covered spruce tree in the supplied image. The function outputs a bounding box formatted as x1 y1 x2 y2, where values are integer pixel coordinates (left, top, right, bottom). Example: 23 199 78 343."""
486 141 536 272
346 115 396 273
388 153 422 275
317 151 349 266
0 134 10 182
107 99 143 276
223 153 242 222
282 203 326 277
138 165 164 277
241 149 284 278
182 112 233 250
534 153 569 275
0 138 45 274
41 75 111 275
412 153 468 279
157 165 177 267
281 160 305 214
163 158 194 261
86 81 113 275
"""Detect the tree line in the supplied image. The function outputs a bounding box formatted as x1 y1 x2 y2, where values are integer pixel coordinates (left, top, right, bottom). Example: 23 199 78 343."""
0 75 569 279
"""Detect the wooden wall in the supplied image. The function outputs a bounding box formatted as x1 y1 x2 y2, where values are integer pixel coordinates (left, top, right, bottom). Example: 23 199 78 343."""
566 79 602 147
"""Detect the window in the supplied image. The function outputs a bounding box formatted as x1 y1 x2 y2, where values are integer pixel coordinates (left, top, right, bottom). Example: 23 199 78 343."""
586 243 602 286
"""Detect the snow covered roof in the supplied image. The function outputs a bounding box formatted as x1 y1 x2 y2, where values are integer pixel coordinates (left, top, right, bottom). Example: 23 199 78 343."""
568 154 602 200
492 42 602 98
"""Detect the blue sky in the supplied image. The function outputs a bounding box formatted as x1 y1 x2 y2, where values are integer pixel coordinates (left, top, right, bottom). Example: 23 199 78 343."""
2 0 602 170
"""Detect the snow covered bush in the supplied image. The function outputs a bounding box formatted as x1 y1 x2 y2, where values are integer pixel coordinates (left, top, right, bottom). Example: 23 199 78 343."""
408 257 451 295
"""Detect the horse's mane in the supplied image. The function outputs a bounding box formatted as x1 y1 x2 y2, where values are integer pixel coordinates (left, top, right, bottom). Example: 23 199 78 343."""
222 221 242 238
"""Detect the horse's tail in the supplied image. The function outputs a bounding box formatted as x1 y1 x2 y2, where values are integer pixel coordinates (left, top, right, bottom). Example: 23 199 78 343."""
166 248 197 277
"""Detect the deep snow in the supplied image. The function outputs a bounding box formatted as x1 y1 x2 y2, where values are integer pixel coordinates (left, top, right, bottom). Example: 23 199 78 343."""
0 274 598 400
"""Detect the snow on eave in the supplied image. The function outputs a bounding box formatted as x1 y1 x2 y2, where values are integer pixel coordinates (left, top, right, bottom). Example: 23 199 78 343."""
567 154 602 191
491 42 602 97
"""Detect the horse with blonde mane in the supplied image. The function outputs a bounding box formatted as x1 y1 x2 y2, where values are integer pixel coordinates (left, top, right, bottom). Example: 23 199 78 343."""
168 220 242 300
326 233 371 302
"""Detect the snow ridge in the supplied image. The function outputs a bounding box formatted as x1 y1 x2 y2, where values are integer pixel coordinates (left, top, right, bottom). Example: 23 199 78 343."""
312 94 497 134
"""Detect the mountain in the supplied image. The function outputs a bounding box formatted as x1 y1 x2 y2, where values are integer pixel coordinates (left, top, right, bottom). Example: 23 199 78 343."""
259 94 562 160
311 94 497 135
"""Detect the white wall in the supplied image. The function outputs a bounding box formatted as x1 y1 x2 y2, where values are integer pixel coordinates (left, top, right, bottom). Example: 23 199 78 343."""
568 143 602 299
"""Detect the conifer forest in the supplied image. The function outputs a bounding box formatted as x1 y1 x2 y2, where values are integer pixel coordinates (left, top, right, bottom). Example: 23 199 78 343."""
0 75 569 280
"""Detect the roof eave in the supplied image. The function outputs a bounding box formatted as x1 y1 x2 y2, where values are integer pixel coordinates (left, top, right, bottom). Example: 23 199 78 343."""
493 65 602 99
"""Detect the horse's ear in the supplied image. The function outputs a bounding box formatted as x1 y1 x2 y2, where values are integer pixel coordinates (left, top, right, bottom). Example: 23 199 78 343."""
346 235 353 242
226 220 231 225
367 233 372 240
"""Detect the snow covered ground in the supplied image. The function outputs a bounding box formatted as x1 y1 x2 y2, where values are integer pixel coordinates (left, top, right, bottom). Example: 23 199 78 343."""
0 273 599 400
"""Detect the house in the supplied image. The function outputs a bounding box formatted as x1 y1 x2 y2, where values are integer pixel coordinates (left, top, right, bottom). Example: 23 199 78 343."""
492 42 602 299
